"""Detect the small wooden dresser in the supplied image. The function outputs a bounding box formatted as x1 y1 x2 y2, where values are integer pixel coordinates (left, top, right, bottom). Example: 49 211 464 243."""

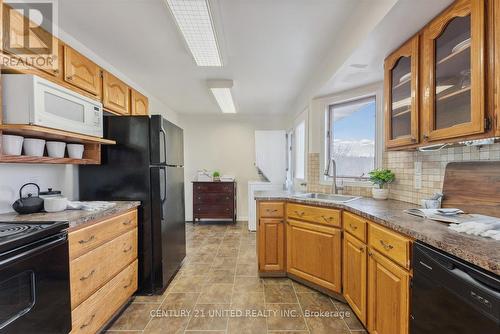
193 181 237 223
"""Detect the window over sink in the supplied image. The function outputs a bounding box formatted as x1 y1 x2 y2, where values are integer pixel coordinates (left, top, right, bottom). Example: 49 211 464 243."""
325 96 376 181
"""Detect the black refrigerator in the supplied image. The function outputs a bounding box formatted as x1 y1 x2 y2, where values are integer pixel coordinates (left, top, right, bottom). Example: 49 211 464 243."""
79 115 186 295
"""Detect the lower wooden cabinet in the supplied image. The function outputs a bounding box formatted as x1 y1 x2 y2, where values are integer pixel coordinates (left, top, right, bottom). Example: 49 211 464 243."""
368 249 410 334
258 218 285 272
343 232 367 326
286 219 341 293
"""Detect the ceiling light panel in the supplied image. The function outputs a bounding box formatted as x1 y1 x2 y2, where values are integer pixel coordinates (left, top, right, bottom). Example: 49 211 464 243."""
166 0 222 67
210 88 236 113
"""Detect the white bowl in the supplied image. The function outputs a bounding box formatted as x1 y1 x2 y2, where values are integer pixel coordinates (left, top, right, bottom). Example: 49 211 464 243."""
67 144 84 159
2 135 24 155
23 138 46 157
44 197 68 212
46 141 66 158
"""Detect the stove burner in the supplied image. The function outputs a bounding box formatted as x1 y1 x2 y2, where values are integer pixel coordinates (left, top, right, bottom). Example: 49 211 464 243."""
0 224 32 238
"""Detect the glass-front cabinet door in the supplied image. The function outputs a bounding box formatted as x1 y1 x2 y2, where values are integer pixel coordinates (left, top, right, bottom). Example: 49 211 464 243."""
384 36 419 148
422 0 485 142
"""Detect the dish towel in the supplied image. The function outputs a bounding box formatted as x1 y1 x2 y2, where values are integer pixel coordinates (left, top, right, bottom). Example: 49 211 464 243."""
449 218 500 240
67 201 116 212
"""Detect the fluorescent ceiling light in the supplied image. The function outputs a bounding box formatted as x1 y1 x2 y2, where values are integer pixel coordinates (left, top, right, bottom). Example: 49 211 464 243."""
165 0 222 67
208 80 236 113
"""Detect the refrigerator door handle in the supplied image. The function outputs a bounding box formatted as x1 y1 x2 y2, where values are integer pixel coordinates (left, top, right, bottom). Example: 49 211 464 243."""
160 167 167 204
159 127 167 164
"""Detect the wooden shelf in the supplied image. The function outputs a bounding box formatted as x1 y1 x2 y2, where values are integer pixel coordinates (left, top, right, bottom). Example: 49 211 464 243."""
0 155 99 165
437 44 470 65
436 86 471 102
392 108 411 118
0 125 116 145
393 78 411 90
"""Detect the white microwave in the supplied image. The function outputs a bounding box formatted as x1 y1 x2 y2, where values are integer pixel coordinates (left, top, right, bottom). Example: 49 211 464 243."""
2 74 103 137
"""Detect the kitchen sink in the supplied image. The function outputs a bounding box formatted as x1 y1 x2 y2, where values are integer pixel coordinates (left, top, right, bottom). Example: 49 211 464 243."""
292 193 360 203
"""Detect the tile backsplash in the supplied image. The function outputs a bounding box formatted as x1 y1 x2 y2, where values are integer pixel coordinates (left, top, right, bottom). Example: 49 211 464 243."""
307 143 500 205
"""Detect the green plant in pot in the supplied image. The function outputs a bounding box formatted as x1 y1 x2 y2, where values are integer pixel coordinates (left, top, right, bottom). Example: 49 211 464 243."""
368 168 395 200
212 171 221 182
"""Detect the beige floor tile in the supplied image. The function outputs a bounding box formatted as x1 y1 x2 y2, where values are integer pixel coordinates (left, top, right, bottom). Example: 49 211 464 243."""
235 262 258 277
170 275 207 293
335 300 366 331
292 281 321 294
185 304 229 331
262 277 293 285
197 283 234 304
264 285 298 304
266 304 307 331
233 276 264 292
227 315 268 334
207 268 236 283
212 256 238 269
108 302 159 331
231 291 265 308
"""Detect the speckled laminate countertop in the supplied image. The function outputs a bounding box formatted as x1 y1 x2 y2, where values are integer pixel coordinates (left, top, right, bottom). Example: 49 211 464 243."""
0 201 141 231
255 191 500 276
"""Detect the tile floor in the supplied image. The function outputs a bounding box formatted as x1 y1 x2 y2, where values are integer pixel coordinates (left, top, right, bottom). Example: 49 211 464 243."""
107 221 367 334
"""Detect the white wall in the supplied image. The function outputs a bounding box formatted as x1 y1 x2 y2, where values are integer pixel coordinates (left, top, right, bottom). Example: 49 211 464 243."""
180 114 286 221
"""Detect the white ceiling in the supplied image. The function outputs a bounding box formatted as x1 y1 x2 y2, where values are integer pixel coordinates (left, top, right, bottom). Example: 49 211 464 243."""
58 0 453 116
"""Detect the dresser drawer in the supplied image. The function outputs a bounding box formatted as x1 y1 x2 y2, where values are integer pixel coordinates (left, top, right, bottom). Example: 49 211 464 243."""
71 260 138 334
194 182 234 193
259 202 284 218
368 223 411 269
194 204 233 217
194 192 233 205
343 211 367 243
70 228 138 309
69 210 137 260
287 203 341 227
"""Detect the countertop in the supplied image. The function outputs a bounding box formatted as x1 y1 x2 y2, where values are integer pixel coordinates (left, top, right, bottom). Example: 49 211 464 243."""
255 191 500 276
0 201 141 231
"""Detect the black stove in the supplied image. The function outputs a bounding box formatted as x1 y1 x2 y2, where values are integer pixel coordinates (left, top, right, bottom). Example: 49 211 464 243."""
0 221 69 254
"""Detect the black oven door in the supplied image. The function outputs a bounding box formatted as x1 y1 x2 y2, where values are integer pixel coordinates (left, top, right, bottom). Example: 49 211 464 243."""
0 233 71 334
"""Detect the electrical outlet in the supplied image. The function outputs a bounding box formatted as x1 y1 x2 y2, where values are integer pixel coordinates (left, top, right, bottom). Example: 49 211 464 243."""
414 161 422 189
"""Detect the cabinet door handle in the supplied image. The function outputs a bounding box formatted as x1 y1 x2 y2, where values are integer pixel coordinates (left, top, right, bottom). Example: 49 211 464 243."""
78 235 95 244
123 279 134 289
122 219 133 226
321 215 333 223
67 75 74 81
294 210 305 216
359 246 365 252
80 314 96 329
80 269 95 281
349 224 358 230
379 240 394 251
123 245 133 253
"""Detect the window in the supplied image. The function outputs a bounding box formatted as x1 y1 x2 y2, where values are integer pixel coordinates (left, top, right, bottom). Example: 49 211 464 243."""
294 120 305 180
325 96 376 180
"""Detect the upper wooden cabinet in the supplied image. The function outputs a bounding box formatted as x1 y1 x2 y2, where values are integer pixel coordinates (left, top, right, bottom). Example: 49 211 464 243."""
286 219 341 293
368 249 410 334
103 71 130 115
384 36 419 148
422 0 486 142
130 89 149 116
64 45 101 96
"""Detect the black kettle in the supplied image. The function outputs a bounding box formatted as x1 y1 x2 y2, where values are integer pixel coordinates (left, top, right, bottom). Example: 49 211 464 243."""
12 183 44 214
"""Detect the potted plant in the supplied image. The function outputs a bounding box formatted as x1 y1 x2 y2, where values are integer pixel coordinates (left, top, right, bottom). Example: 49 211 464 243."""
368 168 395 200
212 171 221 182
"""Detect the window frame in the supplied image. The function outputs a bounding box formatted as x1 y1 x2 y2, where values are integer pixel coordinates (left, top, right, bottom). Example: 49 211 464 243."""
319 84 383 187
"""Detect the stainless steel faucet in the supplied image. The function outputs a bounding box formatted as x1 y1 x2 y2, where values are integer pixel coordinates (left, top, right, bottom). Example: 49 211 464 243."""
324 158 339 194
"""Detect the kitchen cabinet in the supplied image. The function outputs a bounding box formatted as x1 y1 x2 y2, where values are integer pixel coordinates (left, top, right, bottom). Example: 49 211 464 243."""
384 36 419 148
64 45 102 96
343 232 367 326
422 0 486 142
286 203 341 227
130 88 149 115
495 0 500 136
68 209 138 333
286 219 341 293
258 218 285 273
103 71 130 115
368 249 410 334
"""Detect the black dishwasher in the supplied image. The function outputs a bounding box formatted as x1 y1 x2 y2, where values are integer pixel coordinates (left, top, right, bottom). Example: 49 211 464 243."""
411 241 500 333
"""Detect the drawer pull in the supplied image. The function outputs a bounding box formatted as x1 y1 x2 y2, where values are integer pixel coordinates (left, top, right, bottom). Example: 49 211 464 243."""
66 75 74 81
80 314 96 329
379 240 394 251
80 269 95 281
123 278 134 289
321 215 333 222
123 245 133 253
349 224 358 230
78 235 95 244
267 209 278 213
294 210 305 216
122 219 133 226
226 197 230 200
